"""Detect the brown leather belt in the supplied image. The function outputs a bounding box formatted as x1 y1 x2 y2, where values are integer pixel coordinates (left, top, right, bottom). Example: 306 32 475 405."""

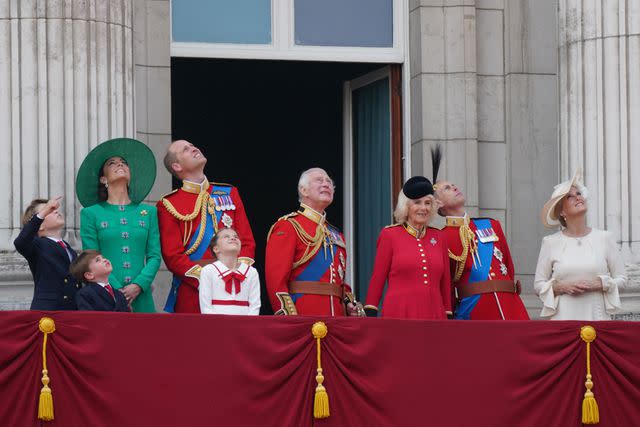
456 280 521 300
289 281 343 298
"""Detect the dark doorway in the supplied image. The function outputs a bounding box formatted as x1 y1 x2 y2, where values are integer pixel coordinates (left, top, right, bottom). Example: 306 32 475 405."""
171 58 381 313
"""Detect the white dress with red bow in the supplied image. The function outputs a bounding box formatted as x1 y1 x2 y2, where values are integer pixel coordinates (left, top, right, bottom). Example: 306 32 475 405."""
199 260 261 315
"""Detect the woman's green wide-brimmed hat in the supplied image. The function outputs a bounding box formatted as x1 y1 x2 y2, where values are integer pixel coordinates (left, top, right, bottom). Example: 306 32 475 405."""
75 138 157 207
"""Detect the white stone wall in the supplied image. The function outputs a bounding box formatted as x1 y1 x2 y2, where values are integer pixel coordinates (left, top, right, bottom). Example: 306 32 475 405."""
410 0 559 316
0 0 135 309
559 0 640 312
0 0 174 310
0 0 134 249
410 0 480 218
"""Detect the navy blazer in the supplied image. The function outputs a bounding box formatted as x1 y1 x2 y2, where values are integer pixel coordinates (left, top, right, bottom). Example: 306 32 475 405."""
14 215 79 310
76 283 130 312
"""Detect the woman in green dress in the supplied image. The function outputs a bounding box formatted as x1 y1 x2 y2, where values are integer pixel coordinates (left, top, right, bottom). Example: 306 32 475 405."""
76 138 161 312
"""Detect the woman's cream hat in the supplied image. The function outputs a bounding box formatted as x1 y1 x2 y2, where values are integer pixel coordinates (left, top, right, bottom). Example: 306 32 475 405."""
540 168 588 228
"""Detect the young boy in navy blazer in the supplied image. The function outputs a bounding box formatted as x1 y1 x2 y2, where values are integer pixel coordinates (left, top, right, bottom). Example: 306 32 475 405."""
70 250 130 312
14 197 79 310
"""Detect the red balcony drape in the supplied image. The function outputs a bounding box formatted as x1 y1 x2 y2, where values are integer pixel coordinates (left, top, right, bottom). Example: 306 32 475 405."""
1 311 639 427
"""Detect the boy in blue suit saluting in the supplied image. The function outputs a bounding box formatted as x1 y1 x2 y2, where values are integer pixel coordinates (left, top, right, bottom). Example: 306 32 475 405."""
70 250 130 312
14 197 79 310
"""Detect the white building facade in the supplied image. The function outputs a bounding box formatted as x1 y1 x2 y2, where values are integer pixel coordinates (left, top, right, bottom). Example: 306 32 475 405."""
0 0 638 317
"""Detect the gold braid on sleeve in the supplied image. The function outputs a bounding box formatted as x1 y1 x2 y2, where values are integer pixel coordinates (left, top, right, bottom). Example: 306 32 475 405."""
448 223 478 282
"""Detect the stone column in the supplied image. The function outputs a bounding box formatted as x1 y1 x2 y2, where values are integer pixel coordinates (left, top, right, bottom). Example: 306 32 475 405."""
503 0 559 315
559 0 640 312
409 0 479 216
0 0 134 308
132 0 172 310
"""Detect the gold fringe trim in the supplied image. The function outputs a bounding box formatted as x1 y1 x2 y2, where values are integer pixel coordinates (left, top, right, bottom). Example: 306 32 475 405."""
580 325 600 425
38 317 56 421
312 322 330 419
448 222 479 282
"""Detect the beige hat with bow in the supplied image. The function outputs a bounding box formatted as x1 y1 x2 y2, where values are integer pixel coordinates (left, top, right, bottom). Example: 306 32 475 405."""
540 168 588 229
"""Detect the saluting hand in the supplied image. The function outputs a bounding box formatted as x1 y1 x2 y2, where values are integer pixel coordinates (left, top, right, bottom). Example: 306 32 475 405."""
40 196 62 217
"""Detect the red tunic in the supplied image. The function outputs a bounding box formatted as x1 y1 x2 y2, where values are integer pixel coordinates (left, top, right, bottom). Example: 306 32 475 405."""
365 225 452 320
443 217 529 320
156 181 255 313
265 206 350 316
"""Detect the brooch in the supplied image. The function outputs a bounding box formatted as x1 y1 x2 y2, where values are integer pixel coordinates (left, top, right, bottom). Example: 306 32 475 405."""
430 237 437 246
140 209 148 216
221 213 233 228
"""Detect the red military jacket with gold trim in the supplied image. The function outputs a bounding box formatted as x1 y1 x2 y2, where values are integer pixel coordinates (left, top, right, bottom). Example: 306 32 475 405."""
265 204 351 316
156 179 255 313
442 215 529 320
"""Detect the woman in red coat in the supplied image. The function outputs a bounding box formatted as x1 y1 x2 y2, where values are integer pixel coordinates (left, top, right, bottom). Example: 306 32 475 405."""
364 177 452 319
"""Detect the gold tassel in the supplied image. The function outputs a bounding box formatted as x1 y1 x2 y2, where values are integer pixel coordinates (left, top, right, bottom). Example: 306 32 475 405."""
38 317 56 421
580 325 599 425
312 322 330 419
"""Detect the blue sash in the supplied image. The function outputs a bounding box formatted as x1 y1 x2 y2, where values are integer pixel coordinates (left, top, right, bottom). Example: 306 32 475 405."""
163 185 231 312
454 219 494 320
290 234 334 303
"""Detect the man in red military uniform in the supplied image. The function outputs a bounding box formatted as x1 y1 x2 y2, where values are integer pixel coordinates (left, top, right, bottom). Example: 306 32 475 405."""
265 168 362 316
157 139 255 313
431 147 529 320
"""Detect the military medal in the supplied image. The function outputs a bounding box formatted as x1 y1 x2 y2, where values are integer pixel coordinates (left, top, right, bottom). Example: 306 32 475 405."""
430 237 437 246
213 197 221 211
493 247 507 277
476 227 498 243
221 212 233 228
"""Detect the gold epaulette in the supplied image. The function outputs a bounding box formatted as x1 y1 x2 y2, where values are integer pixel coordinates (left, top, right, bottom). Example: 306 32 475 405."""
384 223 401 228
266 212 299 240
159 188 179 200
279 211 299 221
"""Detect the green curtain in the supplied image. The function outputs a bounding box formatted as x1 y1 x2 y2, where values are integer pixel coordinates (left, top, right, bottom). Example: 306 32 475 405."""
353 77 391 302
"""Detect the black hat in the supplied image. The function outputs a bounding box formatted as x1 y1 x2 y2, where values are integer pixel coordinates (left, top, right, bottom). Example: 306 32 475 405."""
402 176 434 199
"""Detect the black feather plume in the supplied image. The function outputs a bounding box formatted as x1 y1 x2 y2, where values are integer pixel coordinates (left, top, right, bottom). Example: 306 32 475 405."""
430 144 442 184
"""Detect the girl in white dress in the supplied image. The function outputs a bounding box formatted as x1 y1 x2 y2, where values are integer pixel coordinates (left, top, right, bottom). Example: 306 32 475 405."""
199 228 261 315
534 170 626 320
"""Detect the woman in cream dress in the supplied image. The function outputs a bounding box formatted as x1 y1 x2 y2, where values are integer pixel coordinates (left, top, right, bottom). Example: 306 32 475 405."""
534 170 626 320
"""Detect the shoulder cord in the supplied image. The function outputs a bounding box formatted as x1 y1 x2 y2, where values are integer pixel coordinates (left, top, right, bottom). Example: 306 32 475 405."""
448 224 478 282
161 192 218 255
288 218 329 269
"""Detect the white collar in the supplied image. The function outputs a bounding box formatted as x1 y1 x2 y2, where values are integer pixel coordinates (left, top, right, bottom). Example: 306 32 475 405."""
213 259 249 276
